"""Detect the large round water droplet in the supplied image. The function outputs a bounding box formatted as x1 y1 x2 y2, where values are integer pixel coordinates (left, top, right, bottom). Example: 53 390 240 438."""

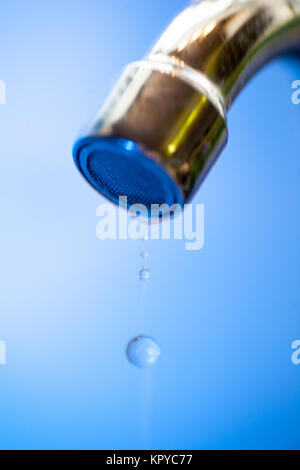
139 268 150 281
126 336 160 368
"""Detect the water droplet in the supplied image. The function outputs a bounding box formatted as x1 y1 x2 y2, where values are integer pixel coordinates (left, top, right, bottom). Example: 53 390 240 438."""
126 336 160 368
140 251 149 260
139 268 150 281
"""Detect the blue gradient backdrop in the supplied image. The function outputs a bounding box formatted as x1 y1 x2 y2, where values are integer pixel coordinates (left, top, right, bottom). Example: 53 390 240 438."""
0 0 299 450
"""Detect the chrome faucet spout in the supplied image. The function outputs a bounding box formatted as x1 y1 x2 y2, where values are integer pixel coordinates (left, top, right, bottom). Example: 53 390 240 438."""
73 0 300 216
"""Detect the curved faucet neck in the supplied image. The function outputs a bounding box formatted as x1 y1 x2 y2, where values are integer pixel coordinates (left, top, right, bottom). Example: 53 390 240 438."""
151 0 300 109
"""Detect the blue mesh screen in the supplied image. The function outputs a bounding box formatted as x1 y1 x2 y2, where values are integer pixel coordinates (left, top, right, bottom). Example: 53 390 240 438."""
73 137 183 215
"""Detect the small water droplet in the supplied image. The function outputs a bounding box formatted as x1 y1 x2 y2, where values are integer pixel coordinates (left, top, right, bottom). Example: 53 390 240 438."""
126 336 160 368
140 251 149 260
139 268 150 281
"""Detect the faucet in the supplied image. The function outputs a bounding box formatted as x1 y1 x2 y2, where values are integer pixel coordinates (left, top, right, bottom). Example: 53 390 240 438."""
73 0 300 216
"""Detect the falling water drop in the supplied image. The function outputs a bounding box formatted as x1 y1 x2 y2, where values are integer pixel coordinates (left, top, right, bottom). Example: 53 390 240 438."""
140 251 149 260
139 268 150 281
126 336 161 368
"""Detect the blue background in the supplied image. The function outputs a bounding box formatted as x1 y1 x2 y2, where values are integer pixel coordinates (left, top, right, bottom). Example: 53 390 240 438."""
0 0 299 450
